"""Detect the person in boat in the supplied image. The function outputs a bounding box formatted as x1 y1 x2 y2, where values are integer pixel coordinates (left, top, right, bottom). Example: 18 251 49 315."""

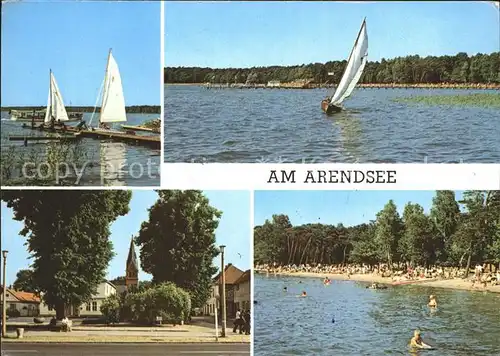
99 122 111 130
367 282 387 290
409 330 432 349
428 295 437 308
76 119 88 131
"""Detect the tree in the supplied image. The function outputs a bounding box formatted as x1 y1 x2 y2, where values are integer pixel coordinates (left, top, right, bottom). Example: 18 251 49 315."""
124 282 191 325
399 203 435 267
100 294 121 324
135 190 221 309
12 269 37 293
374 200 403 270
109 276 126 285
430 190 460 262
2 190 131 319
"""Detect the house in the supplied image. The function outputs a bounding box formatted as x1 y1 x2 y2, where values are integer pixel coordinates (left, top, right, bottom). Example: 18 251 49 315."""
203 263 245 319
39 281 117 317
0 286 40 317
267 80 281 88
233 269 251 312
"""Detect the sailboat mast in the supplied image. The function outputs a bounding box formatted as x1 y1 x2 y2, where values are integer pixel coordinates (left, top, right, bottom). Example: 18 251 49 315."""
99 48 112 125
49 69 53 120
329 18 366 97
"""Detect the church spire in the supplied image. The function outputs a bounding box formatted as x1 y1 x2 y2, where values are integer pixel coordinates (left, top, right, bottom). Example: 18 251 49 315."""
125 236 138 288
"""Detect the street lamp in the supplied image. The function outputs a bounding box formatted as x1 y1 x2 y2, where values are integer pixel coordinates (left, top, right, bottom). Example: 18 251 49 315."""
2 250 8 337
219 245 226 337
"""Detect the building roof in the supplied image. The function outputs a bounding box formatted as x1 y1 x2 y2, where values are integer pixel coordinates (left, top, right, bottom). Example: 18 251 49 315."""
234 269 251 285
127 237 138 271
6 289 40 303
213 264 245 285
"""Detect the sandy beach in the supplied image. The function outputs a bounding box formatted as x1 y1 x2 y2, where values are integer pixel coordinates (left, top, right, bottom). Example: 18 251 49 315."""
257 270 500 294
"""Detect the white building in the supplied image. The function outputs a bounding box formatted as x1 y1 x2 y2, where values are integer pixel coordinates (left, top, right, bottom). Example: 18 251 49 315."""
267 80 281 87
233 270 251 312
39 281 117 317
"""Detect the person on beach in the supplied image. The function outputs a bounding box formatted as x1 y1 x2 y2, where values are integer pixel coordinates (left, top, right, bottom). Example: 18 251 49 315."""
428 295 437 308
410 330 432 349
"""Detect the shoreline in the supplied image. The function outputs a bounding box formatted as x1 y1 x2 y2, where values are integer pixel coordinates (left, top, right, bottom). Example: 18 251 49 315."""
165 82 500 90
256 270 500 294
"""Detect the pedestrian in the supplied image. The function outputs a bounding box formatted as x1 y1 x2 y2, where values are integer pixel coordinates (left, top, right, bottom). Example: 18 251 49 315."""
244 310 250 335
233 309 242 333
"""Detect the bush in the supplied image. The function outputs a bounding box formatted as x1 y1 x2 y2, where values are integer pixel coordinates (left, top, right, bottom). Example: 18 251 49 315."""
124 282 192 325
7 309 20 317
100 294 121 324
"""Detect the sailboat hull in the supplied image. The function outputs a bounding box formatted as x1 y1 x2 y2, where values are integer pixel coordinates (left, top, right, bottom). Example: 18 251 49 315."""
321 100 342 114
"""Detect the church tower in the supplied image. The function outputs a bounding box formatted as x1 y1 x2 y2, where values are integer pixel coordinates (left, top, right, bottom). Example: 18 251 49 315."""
125 237 139 289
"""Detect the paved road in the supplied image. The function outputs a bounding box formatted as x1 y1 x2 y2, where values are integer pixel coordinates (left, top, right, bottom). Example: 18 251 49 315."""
1 343 250 356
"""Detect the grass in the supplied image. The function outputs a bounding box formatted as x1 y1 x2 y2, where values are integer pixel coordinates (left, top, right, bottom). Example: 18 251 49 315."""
392 93 500 108
0 139 95 185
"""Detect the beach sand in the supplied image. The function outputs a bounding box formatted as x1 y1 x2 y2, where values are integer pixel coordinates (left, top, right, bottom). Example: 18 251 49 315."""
259 271 500 294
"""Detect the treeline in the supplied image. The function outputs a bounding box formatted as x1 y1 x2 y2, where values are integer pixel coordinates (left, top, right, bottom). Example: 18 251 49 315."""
254 191 500 276
1 105 161 114
165 52 500 85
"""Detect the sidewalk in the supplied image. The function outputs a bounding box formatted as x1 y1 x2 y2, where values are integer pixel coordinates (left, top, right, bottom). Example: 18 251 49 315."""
1 326 251 344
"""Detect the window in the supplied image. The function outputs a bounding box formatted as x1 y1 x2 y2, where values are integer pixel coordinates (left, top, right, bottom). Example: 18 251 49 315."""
92 301 98 311
9 304 16 310
236 284 240 291
86 303 91 311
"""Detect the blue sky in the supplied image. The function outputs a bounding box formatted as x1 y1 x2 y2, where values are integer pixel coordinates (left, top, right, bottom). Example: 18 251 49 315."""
254 191 465 227
0 190 251 286
165 1 499 68
1 1 160 106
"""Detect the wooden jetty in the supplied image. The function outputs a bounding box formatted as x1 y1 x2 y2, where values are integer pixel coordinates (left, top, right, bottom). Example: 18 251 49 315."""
121 124 158 133
21 124 161 150
9 133 81 146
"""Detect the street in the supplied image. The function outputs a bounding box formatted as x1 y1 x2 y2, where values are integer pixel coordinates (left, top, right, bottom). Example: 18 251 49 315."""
1 343 250 356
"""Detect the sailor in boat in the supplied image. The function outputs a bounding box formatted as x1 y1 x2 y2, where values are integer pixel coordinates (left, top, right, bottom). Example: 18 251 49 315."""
321 96 342 114
99 122 111 130
76 119 89 131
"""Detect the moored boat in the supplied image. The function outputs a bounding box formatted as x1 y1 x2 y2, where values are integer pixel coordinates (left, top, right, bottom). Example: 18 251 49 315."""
89 48 128 133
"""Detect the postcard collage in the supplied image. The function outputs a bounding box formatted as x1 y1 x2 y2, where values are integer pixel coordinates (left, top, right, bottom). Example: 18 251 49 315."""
1 1 499 355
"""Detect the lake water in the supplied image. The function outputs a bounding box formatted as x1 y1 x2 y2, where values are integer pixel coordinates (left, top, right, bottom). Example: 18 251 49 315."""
164 86 500 163
254 274 500 356
1 112 160 186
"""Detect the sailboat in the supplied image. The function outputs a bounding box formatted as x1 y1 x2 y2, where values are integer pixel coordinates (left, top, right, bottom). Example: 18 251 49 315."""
321 18 368 114
90 49 127 132
44 70 70 125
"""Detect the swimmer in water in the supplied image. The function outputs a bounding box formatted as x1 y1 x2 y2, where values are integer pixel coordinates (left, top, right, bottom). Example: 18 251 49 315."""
323 277 331 284
299 291 307 297
409 330 432 349
428 295 437 308
283 286 287 292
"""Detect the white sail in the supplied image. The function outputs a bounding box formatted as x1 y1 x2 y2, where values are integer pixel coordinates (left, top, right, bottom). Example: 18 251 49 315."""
44 71 69 123
330 19 368 106
99 51 127 124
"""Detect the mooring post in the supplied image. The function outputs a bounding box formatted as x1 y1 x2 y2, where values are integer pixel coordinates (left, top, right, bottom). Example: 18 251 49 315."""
24 137 28 147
